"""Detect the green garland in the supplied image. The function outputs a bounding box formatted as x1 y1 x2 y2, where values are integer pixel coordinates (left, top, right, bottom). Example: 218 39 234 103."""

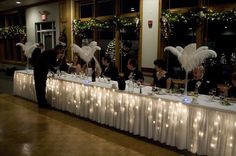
0 25 26 39
161 8 236 39
162 8 236 24
73 16 139 37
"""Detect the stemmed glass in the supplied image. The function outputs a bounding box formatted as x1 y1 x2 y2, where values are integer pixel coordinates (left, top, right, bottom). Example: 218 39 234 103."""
137 79 143 94
209 88 217 101
126 74 134 92
107 77 111 84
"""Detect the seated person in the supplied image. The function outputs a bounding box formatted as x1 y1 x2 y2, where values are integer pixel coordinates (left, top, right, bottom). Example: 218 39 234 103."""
187 66 214 95
126 58 144 82
101 56 119 81
228 72 236 97
58 49 70 73
152 59 171 89
71 54 82 74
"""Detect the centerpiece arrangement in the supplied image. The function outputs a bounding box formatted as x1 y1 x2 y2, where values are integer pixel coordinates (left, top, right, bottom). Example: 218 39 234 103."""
72 41 101 77
164 43 217 102
16 42 39 70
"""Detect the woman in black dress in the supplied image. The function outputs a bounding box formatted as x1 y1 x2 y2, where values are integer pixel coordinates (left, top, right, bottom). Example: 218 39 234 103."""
152 59 171 89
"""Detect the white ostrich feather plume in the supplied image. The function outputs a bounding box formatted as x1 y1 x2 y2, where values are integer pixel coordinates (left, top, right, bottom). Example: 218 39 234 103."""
164 43 217 72
71 41 101 63
16 42 39 58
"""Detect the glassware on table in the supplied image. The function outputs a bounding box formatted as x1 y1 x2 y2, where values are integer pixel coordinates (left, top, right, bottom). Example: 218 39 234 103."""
127 80 134 92
79 72 86 79
209 88 217 101
136 80 143 94
107 77 111 84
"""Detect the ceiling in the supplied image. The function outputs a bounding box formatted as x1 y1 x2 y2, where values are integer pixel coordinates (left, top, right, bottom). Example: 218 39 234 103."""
0 0 53 12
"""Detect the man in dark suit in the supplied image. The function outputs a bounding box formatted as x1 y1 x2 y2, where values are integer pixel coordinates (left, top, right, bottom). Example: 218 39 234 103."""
33 44 65 108
30 43 44 67
188 66 215 95
126 58 144 82
101 56 119 81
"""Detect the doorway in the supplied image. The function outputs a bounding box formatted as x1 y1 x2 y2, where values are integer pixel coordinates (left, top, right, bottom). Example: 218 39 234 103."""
35 21 56 50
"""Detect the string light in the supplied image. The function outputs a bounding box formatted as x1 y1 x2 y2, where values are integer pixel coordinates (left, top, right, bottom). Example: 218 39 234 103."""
14 71 236 155
210 143 215 148
199 132 204 137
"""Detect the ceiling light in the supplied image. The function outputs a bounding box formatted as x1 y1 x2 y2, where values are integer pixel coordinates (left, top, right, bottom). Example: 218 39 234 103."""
16 1 21 5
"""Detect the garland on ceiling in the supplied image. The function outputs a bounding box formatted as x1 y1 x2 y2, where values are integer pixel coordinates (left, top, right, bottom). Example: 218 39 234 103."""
0 25 26 39
161 8 236 39
73 16 140 38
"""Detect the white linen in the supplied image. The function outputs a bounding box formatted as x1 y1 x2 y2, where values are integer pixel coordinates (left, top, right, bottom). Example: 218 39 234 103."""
14 70 236 156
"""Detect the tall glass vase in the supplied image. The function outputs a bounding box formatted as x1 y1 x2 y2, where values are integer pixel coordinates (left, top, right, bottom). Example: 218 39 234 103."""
184 71 188 96
26 58 29 70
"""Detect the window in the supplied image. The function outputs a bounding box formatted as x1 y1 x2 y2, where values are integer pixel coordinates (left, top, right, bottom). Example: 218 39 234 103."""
0 16 5 27
96 0 114 16
0 12 26 62
204 21 236 83
80 3 93 18
98 30 115 62
120 31 140 72
167 23 196 79
164 0 198 9
121 0 139 14
207 0 235 5
5 13 22 26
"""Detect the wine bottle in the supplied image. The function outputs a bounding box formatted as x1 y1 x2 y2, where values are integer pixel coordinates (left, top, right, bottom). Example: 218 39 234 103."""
92 70 96 82
118 73 126 90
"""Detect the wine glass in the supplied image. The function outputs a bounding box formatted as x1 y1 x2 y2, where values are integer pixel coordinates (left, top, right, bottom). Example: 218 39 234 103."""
107 77 111 84
209 88 216 101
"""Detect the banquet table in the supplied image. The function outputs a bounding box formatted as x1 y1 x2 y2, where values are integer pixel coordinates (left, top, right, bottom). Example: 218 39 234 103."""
13 70 236 156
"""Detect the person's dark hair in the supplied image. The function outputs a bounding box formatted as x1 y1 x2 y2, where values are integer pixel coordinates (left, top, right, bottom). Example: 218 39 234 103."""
123 41 132 49
103 56 111 63
128 58 137 68
73 54 80 65
154 59 166 70
232 72 236 81
54 44 64 51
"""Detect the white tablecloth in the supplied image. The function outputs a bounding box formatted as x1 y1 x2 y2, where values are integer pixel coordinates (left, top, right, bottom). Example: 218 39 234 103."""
13 70 236 156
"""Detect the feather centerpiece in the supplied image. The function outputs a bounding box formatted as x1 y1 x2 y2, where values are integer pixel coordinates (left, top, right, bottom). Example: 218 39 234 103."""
164 43 217 72
16 42 39 70
16 42 39 59
164 43 217 96
72 41 102 76
72 41 101 63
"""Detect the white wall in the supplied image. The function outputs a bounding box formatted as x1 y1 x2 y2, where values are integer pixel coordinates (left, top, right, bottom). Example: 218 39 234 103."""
141 0 159 68
25 2 60 44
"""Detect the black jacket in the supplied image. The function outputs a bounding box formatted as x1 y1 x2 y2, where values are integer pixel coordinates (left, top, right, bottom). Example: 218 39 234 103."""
187 78 214 95
126 68 144 82
102 64 119 81
58 56 70 73
228 87 236 97
30 48 41 67
34 49 58 75
153 71 170 88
